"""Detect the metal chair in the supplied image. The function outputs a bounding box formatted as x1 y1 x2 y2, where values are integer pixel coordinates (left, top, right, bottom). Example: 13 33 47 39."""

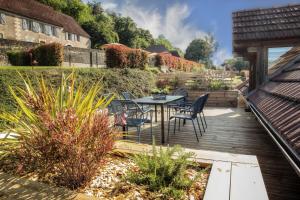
167 88 189 119
179 93 209 132
121 92 136 100
110 99 153 142
167 95 205 142
201 94 209 129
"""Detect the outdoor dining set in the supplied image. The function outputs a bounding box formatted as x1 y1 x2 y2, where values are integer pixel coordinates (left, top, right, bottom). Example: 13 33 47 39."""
107 88 209 144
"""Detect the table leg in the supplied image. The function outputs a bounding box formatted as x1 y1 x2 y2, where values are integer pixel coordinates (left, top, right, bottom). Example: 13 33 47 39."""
155 105 158 122
122 125 126 139
161 104 165 144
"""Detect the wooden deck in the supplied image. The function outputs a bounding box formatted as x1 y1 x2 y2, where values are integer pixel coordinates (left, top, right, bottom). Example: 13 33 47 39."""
124 107 300 200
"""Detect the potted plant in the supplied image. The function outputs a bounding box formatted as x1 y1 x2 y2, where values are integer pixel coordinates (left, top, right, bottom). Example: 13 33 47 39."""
151 87 169 100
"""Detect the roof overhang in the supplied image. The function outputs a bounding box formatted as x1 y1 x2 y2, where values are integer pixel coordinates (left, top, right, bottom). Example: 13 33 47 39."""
249 103 300 176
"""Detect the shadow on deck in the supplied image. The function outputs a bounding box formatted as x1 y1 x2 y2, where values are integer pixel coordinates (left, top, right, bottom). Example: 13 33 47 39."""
123 107 300 200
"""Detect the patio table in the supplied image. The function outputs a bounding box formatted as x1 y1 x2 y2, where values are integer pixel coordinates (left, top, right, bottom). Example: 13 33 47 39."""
134 95 184 144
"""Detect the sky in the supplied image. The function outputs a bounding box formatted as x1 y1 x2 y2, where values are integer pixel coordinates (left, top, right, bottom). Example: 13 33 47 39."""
91 0 299 65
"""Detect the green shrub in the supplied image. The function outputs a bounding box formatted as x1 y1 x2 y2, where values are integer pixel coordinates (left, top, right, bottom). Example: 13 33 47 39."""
127 142 203 199
7 50 31 66
0 72 115 189
33 43 63 66
208 79 225 91
0 68 156 129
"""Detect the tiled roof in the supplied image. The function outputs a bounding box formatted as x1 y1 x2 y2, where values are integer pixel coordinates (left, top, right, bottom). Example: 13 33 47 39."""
248 47 300 162
0 0 90 38
233 4 300 41
145 45 169 53
236 79 249 96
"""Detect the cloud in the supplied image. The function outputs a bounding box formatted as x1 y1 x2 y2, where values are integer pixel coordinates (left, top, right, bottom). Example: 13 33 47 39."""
101 0 231 64
213 48 232 66
102 1 207 51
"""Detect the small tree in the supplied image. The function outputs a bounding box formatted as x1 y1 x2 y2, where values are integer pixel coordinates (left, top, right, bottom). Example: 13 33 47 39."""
184 35 217 63
224 57 249 72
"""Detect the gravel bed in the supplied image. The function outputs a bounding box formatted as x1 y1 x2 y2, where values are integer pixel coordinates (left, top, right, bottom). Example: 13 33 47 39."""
82 153 210 200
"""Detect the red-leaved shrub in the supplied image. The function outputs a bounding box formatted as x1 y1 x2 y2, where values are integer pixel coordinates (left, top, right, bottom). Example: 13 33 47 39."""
156 52 202 72
104 44 148 69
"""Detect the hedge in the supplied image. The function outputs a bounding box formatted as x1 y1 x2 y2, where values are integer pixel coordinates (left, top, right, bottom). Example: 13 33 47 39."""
6 43 63 66
0 67 156 128
33 43 63 66
104 44 148 69
155 52 202 72
7 50 31 66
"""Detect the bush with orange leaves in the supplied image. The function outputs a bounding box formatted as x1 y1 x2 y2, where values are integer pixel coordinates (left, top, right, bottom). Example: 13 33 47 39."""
0 72 115 189
156 52 202 72
104 44 148 69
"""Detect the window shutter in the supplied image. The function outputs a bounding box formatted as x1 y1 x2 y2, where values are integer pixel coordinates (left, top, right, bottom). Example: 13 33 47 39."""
0 13 6 25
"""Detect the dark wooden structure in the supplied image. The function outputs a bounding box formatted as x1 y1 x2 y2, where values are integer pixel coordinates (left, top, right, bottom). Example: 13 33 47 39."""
233 4 300 91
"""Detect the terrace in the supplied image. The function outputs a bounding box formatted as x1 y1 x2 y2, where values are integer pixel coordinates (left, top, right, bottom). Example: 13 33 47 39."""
1 1 300 200
119 107 300 200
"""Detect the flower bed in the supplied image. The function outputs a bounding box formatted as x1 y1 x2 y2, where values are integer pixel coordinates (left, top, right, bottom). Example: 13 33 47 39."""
0 151 210 200
83 152 210 199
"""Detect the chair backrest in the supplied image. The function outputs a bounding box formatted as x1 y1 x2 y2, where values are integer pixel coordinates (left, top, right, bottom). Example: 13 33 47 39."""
109 99 124 114
122 92 135 100
172 88 188 97
172 88 188 103
199 93 209 113
119 99 144 118
190 95 206 118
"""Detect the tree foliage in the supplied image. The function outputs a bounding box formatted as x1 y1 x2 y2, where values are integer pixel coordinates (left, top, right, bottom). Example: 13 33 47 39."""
37 0 156 49
154 35 174 51
224 57 249 72
184 35 217 63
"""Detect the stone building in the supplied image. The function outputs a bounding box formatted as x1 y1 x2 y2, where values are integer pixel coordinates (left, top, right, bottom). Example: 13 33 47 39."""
0 0 91 49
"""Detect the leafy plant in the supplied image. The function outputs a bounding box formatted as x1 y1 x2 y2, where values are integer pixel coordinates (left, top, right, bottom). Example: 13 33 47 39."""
0 72 115 189
33 43 63 66
105 44 148 69
151 87 169 95
127 141 203 199
7 50 31 66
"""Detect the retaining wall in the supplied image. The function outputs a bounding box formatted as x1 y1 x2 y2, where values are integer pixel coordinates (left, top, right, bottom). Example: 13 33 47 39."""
187 90 239 107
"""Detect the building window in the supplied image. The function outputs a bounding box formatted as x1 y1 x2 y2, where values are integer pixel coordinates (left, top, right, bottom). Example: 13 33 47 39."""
68 33 72 40
44 25 52 36
52 26 58 37
32 21 40 33
77 35 80 42
22 19 29 30
0 13 6 25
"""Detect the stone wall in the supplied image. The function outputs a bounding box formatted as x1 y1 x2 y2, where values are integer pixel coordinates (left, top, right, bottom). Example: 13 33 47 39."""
0 39 105 67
